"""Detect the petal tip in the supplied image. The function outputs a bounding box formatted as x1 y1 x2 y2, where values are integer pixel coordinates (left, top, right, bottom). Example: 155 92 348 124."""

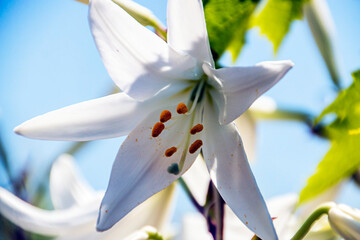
96 206 115 232
13 124 25 136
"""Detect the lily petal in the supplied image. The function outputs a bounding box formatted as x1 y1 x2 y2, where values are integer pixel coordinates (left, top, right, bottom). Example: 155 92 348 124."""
234 112 256 163
15 83 191 141
0 187 97 236
182 155 210 206
167 0 213 66
202 102 277 240
328 207 360 240
50 154 100 209
180 213 214 240
205 61 294 125
97 106 201 231
0 184 174 239
89 0 201 101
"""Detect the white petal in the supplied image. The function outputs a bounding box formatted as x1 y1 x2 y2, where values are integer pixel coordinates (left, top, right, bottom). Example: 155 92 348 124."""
249 96 277 113
15 84 192 141
0 185 174 240
89 0 201 101
202 102 277 240
266 194 298 236
182 155 210 206
100 185 175 240
224 205 254 240
234 112 256 163
123 226 159 240
205 61 294 125
328 207 360 240
0 187 98 236
224 194 297 240
50 154 100 210
97 106 202 231
167 0 213 65
15 93 143 141
180 213 213 240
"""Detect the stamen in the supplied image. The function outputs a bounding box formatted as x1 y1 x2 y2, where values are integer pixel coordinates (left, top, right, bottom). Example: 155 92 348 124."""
160 110 171 123
167 163 180 175
165 147 177 157
152 122 165 137
177 103 188 114
190 124 204 135
189 140 203 154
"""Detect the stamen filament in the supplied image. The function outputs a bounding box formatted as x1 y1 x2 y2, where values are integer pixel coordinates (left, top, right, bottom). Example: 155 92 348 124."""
187 78 206 115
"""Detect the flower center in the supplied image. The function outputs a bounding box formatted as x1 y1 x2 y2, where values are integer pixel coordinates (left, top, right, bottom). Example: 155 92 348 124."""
150 78 207 175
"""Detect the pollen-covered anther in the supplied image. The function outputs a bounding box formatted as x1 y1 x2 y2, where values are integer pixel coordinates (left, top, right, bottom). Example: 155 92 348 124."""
152 122 165 137
189 140 203 154
165 147 177 157
160 110 172 122
190 124 204 135
177 103 188 114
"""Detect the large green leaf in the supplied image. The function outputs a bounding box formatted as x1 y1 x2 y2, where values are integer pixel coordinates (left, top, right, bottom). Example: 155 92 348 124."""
299 70 360 204
253 0 309 52
204 0 259 62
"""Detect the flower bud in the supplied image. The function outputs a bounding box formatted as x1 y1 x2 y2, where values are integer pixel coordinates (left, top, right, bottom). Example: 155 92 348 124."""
328 205 360 240
304 0 340 89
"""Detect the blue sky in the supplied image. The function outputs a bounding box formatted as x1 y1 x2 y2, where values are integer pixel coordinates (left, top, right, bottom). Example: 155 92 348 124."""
1 0 360 223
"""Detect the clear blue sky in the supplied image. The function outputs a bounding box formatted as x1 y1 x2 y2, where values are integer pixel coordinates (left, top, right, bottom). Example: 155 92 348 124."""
0 0 360 222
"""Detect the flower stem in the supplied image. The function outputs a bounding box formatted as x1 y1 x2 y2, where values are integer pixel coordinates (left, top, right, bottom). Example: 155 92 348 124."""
291 204 333 240
178 177 204 214
251 108 313 128
213 184 225 240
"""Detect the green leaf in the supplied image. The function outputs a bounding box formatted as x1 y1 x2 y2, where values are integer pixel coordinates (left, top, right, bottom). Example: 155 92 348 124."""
204 0 259 62
253 0 309 52
147 232 164 240
299 70 360 204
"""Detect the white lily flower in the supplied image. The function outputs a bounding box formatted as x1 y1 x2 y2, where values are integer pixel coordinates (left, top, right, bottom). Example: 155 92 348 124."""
14 0 293 238
0 154 174 239
328 204 360 240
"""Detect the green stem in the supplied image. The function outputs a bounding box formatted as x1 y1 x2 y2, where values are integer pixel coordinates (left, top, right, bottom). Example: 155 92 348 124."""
0 134 12 181
251 108 313 127
178 177 204 213
213 184 224 240
291 204 333 240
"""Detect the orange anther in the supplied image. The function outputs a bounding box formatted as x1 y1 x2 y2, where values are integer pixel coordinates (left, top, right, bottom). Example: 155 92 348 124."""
177 103 188 114
190 124 204 135
165 147 177 157
189 140 203 154
160 110 172 122
152 122 165 137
